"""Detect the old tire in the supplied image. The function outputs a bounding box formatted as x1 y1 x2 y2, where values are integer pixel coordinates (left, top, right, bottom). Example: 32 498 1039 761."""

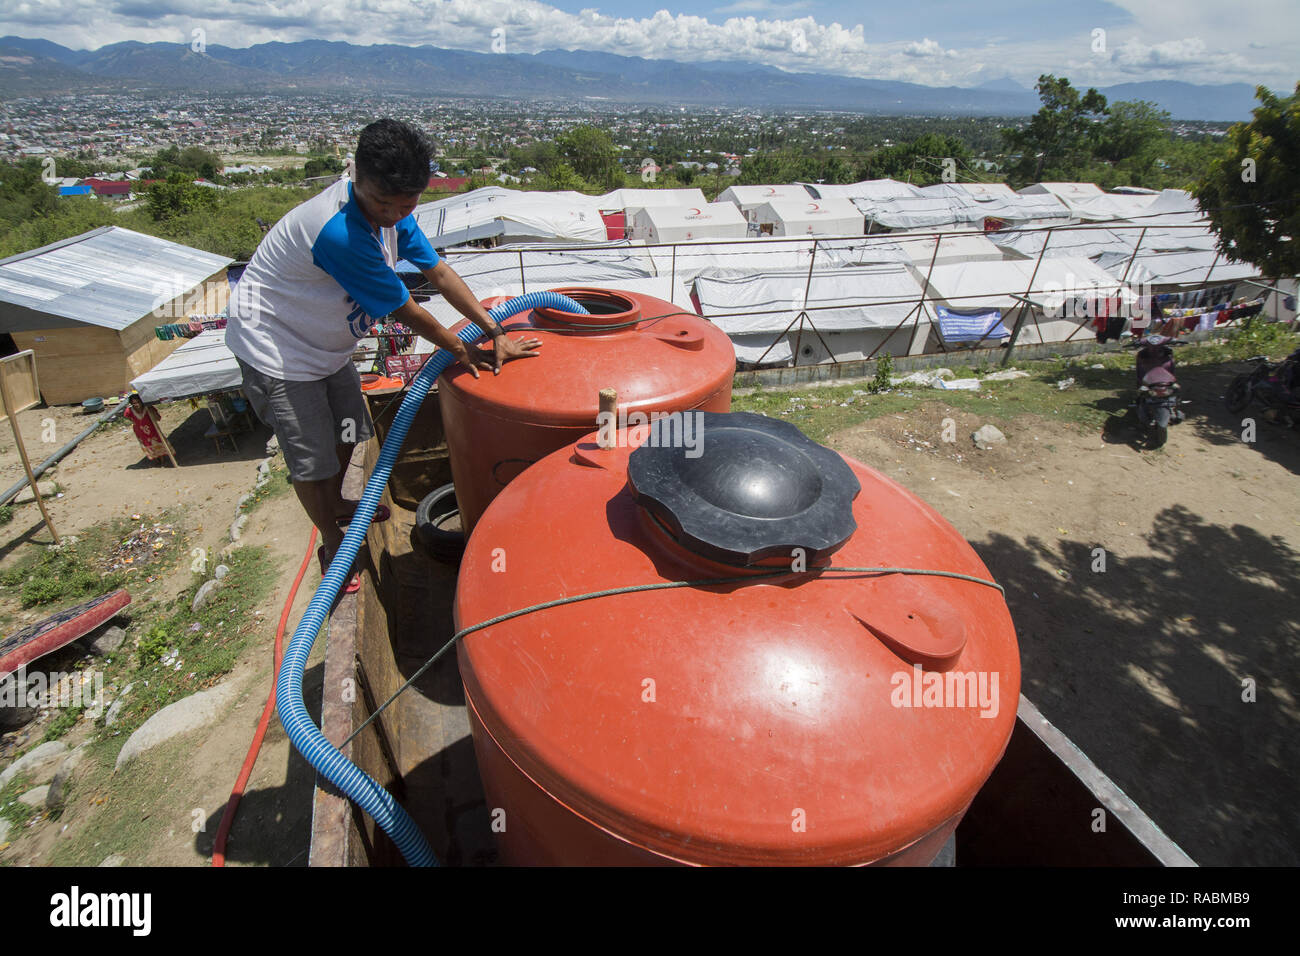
414 483 465 565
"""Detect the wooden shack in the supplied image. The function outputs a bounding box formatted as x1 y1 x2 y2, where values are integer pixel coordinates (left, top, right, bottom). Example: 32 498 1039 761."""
0 226 233 405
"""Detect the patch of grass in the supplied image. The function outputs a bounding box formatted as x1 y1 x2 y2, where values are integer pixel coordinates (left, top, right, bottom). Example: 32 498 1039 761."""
0 510 186 609
733 382 922 443
41 704 84 744
0 774 39 830
0 506 12 526
0 544 127 608
96 543 280 747
239 459 292 517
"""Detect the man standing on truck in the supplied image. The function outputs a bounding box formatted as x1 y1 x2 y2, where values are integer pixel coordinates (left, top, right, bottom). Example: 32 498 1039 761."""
226 118 541 591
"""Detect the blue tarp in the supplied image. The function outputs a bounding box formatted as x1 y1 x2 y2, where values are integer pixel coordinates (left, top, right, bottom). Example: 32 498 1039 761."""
58 185 93 196
935 306 1009 343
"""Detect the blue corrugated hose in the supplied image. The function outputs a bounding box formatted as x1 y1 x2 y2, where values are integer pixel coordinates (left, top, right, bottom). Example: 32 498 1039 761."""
276 291 588 867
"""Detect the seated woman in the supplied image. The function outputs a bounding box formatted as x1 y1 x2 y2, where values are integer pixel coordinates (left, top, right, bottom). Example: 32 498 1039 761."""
124 393 175 466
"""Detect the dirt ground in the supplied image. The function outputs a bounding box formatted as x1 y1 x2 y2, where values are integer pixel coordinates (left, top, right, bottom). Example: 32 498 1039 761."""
827 360 1300 867
1 400 325 867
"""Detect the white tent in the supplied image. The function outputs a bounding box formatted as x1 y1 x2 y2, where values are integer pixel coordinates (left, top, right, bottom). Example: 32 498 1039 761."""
751 198 864 237
631 235 910 284
596 188 708 213
412 187 609 246
893 231 1008 270
629 203 749 243
947 182 1018 201
990 224 1136 260
922 256 1132 346
852 191 989 231
131 329 242 403
717 184 814 220
439 241 655 299
694 263 932 364
1019 183 1158 222
1095 248 1259 288
798 179 922 202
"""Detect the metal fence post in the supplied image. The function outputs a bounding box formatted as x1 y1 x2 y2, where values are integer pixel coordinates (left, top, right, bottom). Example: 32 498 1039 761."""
1002 227 1053 366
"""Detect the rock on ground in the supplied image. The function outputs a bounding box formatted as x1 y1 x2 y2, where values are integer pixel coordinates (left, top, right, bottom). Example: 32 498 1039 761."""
44 745 88 808
105 684 132 728
114 681 240 770
98 854 126 867
191 578 222 613
229 513 248 541
84 624 127 656
0 818 10 844
13 480 57 504
0 741 69 788
213 564 230 580
18 785 49 807
973 424 1007 450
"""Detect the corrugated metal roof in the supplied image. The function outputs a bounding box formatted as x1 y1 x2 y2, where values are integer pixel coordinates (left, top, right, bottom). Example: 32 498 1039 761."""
0 226 233 332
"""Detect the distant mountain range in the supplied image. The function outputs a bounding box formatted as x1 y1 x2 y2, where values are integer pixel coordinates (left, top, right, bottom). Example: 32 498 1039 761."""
0 36 1263 121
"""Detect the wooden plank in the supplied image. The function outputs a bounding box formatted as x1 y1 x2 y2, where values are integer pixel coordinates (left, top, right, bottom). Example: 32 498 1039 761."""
0 371 58 543
11 328 131 405
0 350 40 422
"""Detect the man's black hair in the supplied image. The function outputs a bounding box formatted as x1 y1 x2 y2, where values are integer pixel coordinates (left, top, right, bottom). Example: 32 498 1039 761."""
354 118 433 194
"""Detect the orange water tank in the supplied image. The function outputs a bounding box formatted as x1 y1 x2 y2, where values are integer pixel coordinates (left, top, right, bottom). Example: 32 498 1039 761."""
438 287 734 534
454 412 1021 865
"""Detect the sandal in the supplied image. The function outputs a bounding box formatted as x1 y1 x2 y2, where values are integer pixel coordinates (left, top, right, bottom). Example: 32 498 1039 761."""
336 503 390 527
318 545 362 595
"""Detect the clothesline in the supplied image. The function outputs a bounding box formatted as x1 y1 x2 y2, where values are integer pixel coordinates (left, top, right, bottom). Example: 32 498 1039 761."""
156 316 228 340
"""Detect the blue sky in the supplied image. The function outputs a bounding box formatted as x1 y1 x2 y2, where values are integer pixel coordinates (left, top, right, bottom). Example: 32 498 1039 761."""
1 0 1294 88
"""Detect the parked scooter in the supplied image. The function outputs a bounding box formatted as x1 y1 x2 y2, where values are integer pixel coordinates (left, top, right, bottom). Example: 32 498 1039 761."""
1132 335 1188 448
1224 348 1300 427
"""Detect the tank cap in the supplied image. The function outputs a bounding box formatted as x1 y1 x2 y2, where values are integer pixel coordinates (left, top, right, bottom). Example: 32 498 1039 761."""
628 412 860 566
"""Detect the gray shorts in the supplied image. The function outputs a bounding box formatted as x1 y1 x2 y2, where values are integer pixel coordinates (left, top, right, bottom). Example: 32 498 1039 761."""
237 358 375 482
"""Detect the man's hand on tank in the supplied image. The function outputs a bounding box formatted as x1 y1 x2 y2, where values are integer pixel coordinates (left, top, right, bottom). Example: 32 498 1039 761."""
491 334 543 374
452 342 495 379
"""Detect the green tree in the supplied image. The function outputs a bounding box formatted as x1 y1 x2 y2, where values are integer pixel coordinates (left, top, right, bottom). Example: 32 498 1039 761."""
1194 83 1300 277
1003 75 1109 184
303 155 343 179
556 125 622 190
538 162 592 193
146 173 219 221
1097 101 1170 163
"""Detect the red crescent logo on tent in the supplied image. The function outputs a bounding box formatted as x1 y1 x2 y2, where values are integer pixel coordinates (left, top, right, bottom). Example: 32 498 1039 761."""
809 203 820 211
765 187 776 195
690 207 701 215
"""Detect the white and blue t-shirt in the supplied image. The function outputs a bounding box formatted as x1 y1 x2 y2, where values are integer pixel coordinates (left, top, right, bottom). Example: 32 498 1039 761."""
226 178 440 380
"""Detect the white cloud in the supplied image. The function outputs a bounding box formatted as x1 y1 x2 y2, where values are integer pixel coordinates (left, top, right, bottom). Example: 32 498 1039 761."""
0 0 1293 89
902 38 958 59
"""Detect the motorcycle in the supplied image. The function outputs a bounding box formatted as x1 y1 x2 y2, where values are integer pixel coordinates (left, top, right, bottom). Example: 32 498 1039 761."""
1132 335 1187 449
1223 348 1300 427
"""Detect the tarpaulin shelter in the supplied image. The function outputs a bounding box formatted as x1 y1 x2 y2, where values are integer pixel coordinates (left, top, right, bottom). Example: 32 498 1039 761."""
130 329 242 403
694 263 933 365
921 256 1132 347
412 187 609 246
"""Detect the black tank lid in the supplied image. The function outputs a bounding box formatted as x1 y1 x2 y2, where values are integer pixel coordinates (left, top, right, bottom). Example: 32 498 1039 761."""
627 411 860 566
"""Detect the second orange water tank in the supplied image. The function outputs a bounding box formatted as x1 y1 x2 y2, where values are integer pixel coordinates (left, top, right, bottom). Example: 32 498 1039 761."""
438 287 735 534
